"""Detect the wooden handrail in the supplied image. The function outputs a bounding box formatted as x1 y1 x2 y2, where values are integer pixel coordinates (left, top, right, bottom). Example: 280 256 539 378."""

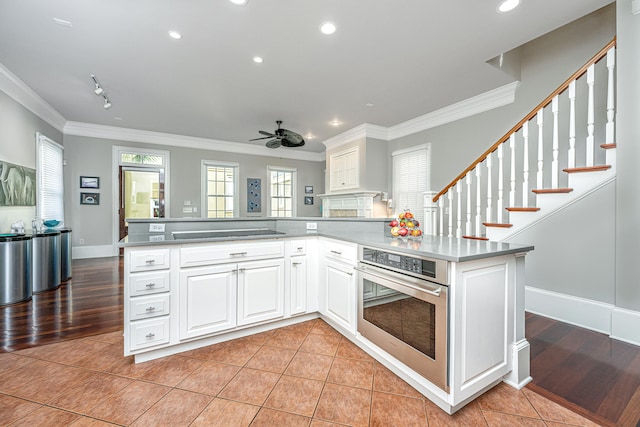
433 37 616 203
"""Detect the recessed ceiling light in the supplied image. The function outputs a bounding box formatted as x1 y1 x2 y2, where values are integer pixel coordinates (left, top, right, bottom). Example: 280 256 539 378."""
365 103 375 107
52 17 72 27
168 30 182 39
305 133 315 139
330 120 341 126
229 0 248 5
497 0 521 13
320 22 336 35
253 56 263 63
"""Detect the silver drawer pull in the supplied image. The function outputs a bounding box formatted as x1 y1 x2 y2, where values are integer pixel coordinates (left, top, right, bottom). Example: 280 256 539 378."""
293 262 301 266
145 283 156 288
297 247 304 250
330 250 342 255
346 272 353 276
230 251 248 256
145 259 156 264
145 333 155 339
145 306 156 312
238 268 246 272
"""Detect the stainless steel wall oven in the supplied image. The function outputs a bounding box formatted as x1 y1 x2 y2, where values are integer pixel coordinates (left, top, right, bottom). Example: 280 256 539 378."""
356 245 449 391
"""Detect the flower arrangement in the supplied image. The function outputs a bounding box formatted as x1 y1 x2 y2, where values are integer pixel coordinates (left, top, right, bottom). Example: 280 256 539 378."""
388 210 422 239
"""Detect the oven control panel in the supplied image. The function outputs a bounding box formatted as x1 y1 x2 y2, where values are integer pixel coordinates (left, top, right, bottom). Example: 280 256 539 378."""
360 246 446 283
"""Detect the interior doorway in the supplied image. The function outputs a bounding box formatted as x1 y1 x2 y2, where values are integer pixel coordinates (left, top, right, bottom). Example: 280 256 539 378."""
118 167 165 241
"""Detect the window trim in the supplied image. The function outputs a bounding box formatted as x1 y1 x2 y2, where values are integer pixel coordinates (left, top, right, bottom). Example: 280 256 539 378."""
267 165 297 218
201 160 239 218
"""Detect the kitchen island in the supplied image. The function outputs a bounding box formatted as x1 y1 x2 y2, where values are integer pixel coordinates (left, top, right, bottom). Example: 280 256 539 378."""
120 218 533 414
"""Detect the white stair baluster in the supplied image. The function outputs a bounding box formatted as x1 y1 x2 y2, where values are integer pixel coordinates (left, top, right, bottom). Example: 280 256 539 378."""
522 122 529 208
568 81 576 169
438 197 444 237
447 189 453 238
509 134 516 208
486 152 493 224
586 64 595 167
552 96 559 188
475 167 482 236
536 109 544 190
466 172 472 236
606 47 616 146
497 144 504 223
456 182 462 238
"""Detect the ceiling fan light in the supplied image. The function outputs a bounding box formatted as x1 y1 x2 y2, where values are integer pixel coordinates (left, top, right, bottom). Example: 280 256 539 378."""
94 84 104 95
103 97 111 109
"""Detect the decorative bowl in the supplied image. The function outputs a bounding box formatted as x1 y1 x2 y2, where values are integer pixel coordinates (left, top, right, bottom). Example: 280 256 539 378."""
43 220 61 228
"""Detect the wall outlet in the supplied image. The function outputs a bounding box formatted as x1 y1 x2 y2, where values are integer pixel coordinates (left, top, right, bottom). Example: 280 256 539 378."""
149 235 165 242
184 200 191 206
149 223 166 233
193 207 198 213
182 207 193 213
306 222 318 230
79 238 84 244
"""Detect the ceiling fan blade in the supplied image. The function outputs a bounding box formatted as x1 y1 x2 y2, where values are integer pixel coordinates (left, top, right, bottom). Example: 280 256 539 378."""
265 139 282 149
281 129 305 144
281 139 305 148
249 136 274 141
259 130 275 137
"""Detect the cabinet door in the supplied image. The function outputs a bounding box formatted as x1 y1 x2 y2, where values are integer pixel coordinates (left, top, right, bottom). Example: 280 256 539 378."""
179 265 237 340
329 147 359 191
237 259 285 326
324 259 356 334
290 256 307 316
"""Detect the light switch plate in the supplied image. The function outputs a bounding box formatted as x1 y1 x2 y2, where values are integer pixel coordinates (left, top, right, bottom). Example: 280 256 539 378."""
149 223 165 233
306 222 317 230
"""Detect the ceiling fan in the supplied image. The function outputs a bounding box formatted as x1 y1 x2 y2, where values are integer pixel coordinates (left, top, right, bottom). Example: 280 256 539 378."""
250 120 305 149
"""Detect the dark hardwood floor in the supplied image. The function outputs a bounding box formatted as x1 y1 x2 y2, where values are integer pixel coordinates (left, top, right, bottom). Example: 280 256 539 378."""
1 257 639 426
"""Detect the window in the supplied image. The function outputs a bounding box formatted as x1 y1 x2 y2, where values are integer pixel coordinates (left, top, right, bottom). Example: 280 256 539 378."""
36 133 64 222
202 161 238 218
269 167 296 217
392 144 431 224
120 153 163 165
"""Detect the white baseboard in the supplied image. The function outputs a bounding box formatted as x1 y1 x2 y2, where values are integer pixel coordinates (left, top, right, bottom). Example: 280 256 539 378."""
72 245 118 259
611 308 640 346
525 286 640 347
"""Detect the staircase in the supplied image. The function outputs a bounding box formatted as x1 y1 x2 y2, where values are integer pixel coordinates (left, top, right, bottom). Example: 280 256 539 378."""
429 38 616 242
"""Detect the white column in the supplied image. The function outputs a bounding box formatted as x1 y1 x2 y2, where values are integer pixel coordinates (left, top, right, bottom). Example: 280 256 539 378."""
509 134 516 208
423 191 438 237
475 167 482 236
438 197 444 237
551 95 559 189
536 109 544 190
448 189 454 238
466 172 472 236
497 144 504 223
606 47 616 146
586 64 595 167
456 182 462 238
522 122 529 208
568 81 576 169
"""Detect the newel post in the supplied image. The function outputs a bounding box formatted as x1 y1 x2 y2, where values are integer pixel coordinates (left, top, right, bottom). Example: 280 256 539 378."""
423 191 438 236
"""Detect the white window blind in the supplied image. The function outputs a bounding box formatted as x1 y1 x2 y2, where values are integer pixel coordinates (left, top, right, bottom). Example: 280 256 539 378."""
36 133 64 222
392 144 430 224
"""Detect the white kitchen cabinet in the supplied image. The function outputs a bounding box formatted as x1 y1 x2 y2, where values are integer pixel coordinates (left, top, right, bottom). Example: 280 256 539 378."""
324 257 357 335
289 256 307 316
237 259 285 326
179 264 237 340
329 146 359 192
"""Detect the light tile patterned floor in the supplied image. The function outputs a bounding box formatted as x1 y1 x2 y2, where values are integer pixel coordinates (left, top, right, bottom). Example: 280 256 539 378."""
0 319 600 426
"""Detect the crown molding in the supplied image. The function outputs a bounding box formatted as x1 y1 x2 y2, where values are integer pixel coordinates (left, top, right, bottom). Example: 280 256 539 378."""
387 81 519 140
321 123 389 150
64 121 326 162
0 63 67 132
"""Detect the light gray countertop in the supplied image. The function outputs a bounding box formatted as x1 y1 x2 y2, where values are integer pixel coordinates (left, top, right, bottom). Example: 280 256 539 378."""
121 231 533 263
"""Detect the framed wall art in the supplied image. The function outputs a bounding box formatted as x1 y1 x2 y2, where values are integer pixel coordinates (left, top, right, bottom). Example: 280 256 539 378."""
80 176 100 188
80 192 100 205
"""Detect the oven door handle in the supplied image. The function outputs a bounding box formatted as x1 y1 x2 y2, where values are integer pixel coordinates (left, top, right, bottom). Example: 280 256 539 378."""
354 265 443 298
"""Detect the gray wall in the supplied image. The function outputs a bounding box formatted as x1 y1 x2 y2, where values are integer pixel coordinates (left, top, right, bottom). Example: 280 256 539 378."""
615 0 640 312
0 91 63 232
62 135 325 247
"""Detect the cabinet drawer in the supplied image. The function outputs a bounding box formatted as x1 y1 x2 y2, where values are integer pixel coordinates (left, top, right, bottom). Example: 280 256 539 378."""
130 317 170 350
180 241 284 267
130 271 170 296
130 294 170 320
288 239 306 256
323 239 357 264
129 249 171 272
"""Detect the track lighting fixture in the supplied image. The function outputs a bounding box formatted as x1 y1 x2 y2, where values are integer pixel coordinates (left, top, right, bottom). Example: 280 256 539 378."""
91 74 104 95
102 95 111 109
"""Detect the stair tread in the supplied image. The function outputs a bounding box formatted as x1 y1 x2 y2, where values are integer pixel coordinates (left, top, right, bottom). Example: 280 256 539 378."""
506 207 541 212
563 165 612 173
532 188 573 194
483 223 513 228
462 235 489 241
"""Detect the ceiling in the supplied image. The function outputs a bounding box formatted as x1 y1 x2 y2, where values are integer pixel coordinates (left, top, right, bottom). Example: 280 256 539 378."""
0 0 613 154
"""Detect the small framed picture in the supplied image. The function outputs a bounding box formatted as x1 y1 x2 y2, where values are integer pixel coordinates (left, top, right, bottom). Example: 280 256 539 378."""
80 176 100 189
304 196 314 205
305 186 313 194
80 192 100 205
